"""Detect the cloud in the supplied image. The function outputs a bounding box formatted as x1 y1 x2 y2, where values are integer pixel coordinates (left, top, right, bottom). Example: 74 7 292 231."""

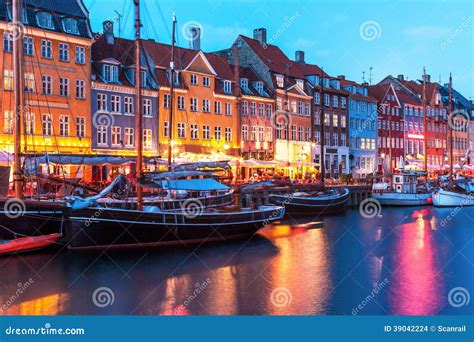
403 25 450 39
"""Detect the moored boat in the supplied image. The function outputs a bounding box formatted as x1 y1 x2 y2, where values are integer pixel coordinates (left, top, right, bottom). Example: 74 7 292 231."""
432 177 474 207
270 188 350 215
0 233 62 255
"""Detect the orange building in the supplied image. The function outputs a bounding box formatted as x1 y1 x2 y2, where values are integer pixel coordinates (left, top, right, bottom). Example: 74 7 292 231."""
142 40 240 164
0 0 93 179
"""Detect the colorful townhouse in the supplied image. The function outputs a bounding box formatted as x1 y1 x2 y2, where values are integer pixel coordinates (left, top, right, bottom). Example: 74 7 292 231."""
0 0 93 179
368 83 405 172
439 81 472 171
340 78 377 179
90 24 159 180
218 30 316 179
142 36 240 165
294 61 350 179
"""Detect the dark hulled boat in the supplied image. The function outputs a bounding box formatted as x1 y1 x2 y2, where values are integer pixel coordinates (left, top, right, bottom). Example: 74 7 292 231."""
66 205 285 250
270 188 350 215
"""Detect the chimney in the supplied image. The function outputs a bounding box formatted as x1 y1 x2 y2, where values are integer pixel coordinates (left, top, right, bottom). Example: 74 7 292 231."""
422 74 431 83
338 75 345 80
397 74 404 81
188 26 201 51
103 20 114 45
295 50 305 63
253 28 267 46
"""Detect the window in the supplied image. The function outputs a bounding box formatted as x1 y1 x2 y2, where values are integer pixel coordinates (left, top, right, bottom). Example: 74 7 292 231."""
190 74 198 85
76 117 85 138
333 114 338 127
75 46 85 64
266 127 273 142
225 128 232 142
240 79 249 91
59 77 69 97
291 100 297 113
305 127 310 141
223 80 232 94
332 133 338 146
190 97 198 112
242 125 249 141
298 126 303 141
111 126 121 146
341 133 346 147
314 93 320 105
314 131 321 144
3 33 13 52
25 112 35 135
62 18 79 35
225 103 232 116
203 125 210 140
3 111 13 133
158 122 167 139
143 129 152 149
250 102 257 116
258 103 265 117
177 96 185 110
97 94 107 111
24 73 35 92
305 103 310 116
177 122 186 138
59 43 69 62
59 115 70 136
241 101 248 115
111 95 121 112
4 70 13 90
124 97 133 114
202 99 210 113
203 76 210 87
291 125 297 140
42 114 53 136
324 113 330 126
276 75 284 88
215 101 222 114
143 99 152 116
258 126 265 142
341 97 346 109
75 79 85 99
266 104 273 117
332 95 338 108
255 81 264 94
214 126 222 140
341 115 346 128
103 64 118 83
251 126 257 141
324 94 330 107
190 124 198 140
41 40 52 58
141 71 147 88
163 94 171 109
124 127 134 146
36 12 54 29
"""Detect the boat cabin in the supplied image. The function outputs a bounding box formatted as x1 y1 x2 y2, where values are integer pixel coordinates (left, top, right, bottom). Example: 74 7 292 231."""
372 172 427 194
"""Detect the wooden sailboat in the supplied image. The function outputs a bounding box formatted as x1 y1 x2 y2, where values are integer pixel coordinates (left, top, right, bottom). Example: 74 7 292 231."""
66 3 285 250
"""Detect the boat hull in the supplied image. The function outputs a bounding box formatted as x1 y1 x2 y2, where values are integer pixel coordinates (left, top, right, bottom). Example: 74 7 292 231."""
0 199 67 240
432 189 474 207
0 233 62 255
66 205 284 250
270 188 350 215
372 192 433 206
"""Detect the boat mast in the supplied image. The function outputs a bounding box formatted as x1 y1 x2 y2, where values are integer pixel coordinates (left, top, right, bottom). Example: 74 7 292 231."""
422 67 427 173
12 0 24 199
134 0 143 210
167 14 177 171
319 68 325 185
449 72 453 178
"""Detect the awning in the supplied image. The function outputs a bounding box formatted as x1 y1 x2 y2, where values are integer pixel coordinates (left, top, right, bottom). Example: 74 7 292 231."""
240 159 278 167
157 178 230 191
24 155 168 166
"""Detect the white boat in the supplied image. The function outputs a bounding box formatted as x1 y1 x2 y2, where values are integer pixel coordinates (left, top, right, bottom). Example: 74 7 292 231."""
432 177 474 207
372 172 433 206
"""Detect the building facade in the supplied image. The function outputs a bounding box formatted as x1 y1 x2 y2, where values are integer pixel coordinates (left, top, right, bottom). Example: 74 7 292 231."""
0 0 93 178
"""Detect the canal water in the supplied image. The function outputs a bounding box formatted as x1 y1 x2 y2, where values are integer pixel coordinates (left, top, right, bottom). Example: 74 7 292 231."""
0 206 473 315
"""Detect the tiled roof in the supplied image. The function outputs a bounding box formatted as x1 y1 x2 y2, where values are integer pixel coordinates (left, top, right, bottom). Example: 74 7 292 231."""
368 84 390 101
235 65 273 98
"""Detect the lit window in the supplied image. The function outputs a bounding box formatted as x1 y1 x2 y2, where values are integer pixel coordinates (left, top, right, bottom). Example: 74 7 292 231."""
62 18 79 35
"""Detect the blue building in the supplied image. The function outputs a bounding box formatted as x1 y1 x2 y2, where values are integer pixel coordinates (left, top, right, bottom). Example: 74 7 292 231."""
90 23 159 180
341 78 378 179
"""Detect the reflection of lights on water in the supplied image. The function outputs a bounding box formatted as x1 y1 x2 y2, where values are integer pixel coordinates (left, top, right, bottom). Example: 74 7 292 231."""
375 227 382 242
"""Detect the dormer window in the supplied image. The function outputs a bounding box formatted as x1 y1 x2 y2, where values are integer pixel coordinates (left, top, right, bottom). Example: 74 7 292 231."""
296 79 304 89
240 78 249 91
322 78 329 88
141 70 147 87
167 70 179 85
276 75 284 88
334 80 340 90
103 64 119 83
7 6 28 23
36 12 54 30
255 81 264 94
223 80 232 94
62 18 79 35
